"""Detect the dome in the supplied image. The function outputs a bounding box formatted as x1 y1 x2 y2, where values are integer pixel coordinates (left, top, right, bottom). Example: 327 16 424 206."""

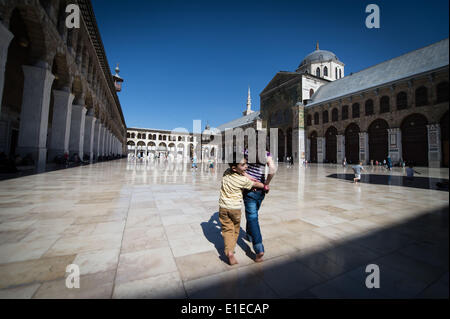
299 49 339 67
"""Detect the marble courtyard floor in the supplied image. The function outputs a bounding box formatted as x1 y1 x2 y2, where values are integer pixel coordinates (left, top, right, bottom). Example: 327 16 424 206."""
0 159 448 299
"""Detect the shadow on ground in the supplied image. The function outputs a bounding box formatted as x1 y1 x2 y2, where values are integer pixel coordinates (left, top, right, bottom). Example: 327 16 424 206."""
201 212 256 264
188 205 449 299
327 173 449 191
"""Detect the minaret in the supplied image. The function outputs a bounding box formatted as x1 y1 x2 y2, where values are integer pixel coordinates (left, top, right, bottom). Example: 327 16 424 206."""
243 86 254 116
112 63 124 92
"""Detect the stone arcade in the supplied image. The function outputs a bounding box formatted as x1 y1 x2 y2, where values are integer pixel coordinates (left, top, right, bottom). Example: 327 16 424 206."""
0 0 127 172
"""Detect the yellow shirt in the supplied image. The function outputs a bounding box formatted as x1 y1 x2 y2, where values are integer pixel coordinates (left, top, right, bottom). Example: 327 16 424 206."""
219 169 254 210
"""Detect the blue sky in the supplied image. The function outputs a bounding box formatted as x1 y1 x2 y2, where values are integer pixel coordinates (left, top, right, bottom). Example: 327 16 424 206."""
92 0 449 131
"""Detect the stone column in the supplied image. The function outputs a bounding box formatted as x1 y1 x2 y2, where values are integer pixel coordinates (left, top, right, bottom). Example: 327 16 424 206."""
97 123 103 158
317 137 325 163
306 138 310 162
69 104 87 159
101 127 106 156
284 132 288 162
83 114 96 163
359 132 369 164
48 90 74 162
337 134 345 163
0 23 14 115
427 124 441 168
16 65 55 172
388 128 402 164
93 119 100 161
293 128 306 164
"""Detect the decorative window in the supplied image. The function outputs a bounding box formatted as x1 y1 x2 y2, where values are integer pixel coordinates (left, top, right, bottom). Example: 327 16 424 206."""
324 66 328 77
314 112 319 125
309 89 314 98
332 108 338 122
342 105 349 120
316 67 320 77
307 115 312 126
335 67 338 79
352 103 360 118
396 91 408 110
415 86 428 106
365 99 374 115
322 110 329 123
380 96 390 113
339 69 342 78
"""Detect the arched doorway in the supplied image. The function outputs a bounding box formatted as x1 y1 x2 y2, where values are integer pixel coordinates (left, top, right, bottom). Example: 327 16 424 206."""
325 126 337 163
278 129 285 162
440 112 449 167
345 123 360 164
368 119 389 163
401 114 428 166
310 131 318 163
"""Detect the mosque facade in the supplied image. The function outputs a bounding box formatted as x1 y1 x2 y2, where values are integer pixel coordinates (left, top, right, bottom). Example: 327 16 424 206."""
261 39 449 167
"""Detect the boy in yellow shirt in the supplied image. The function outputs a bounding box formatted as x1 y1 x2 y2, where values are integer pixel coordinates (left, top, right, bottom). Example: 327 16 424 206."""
219 158 266 265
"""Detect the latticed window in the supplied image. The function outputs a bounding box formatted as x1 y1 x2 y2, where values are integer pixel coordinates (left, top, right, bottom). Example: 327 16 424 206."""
314 112 319 125
342 105 349 120
352 103 360 118
323 110 329 123
380 96 390 113
436 82 449 103
415 86 428 106
365 99 374 115
332 108 338 122
397 92 408 110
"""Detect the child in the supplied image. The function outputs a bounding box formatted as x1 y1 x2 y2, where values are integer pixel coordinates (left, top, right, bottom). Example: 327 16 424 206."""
352 161 365 183
218 158 265 265
406 163 420 181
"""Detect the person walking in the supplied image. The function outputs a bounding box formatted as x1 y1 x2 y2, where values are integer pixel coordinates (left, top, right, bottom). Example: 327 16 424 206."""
243 147 276 262
387 155 392 171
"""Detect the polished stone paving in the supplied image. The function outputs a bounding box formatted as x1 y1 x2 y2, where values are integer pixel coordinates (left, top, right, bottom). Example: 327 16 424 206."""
0 159 448 299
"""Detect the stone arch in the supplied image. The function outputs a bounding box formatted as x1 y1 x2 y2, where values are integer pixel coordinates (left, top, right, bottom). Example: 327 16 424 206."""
368 119 389 163
401 113 428 166
4 4 50 64
345 123 360 164
71 76 84 103
325 126 337 163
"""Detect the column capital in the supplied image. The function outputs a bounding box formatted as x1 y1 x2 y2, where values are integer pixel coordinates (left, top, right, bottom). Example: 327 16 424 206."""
426 123 440 130
387 127 401 134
